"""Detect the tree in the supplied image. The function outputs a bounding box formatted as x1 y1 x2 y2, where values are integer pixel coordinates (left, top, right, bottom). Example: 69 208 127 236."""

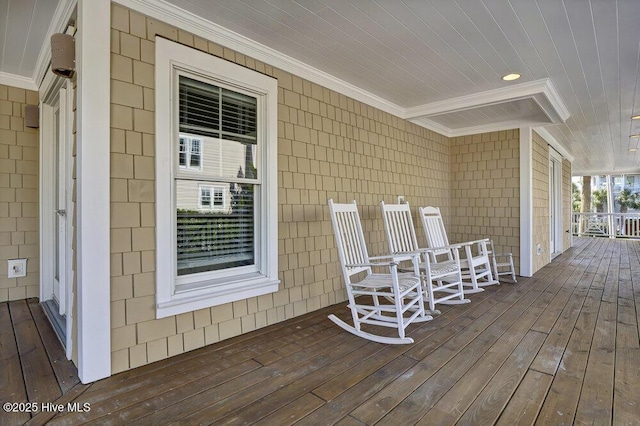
579 176 591 234
572 182 581 212
615 188 639 213
592 189 607 213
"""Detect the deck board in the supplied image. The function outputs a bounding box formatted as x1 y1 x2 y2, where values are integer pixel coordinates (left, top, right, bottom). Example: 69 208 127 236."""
10 301 61 406
26 299 79 394
4 237 640 425
0 303 30 426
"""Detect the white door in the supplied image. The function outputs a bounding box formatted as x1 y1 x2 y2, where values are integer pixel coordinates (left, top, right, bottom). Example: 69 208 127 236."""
53 97 67 315
40 80 73 358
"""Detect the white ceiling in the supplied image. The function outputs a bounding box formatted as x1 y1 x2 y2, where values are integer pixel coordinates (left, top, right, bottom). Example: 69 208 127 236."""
2 0 640 175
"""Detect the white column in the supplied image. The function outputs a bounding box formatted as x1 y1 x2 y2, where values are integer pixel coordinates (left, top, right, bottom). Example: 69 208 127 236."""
607 175 615 238
76 0 111 383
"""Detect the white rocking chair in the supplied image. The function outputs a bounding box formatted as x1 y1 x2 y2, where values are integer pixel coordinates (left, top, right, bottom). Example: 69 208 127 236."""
380 201 469 315
418 206 499 294
328 199 431 344
488 240 517 283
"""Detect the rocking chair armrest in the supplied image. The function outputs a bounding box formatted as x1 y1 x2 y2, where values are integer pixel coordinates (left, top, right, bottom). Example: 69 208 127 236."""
457 238 490 247
345 260 399 268
420 244 463 252
390 245 462 257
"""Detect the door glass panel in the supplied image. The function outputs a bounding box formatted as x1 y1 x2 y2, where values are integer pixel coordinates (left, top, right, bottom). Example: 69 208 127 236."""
54 108 60 282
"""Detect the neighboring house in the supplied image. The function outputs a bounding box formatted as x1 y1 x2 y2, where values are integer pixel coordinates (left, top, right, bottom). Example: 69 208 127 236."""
0 0 574 384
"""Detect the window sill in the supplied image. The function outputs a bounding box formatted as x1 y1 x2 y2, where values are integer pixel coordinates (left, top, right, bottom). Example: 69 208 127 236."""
156 274 280 318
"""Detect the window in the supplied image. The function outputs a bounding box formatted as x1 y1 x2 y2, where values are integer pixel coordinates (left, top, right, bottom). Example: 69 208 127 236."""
198 185 226 211
179 136 202 170
199 186 212 209
156 38 279 318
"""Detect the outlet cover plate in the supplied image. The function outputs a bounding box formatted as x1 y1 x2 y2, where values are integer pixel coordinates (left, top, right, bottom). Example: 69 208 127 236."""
8 259 27 278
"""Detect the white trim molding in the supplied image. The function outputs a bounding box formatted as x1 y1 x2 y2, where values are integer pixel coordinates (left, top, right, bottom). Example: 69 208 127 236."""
0 72 37 91
519 127 533 277
112 0 573 153
155 37 280 318
404 79 565 120
533 127 575 162
76 0 111 383
406 79 570 139
113 0 404 118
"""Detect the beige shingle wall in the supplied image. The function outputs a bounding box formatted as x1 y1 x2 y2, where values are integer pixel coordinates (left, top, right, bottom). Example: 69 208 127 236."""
0 85 39 302
109 4 451 373
450 130 520 274
532 131 550 273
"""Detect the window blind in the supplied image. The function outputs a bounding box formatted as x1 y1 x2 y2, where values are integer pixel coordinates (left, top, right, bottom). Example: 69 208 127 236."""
176 75 258 276
177 187 254 275
179 76 257 143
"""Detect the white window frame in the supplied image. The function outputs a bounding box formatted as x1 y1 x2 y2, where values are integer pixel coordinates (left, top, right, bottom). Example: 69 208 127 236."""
197 184 226 211
155 37 279 318
198 185 212 209
179 135 202 171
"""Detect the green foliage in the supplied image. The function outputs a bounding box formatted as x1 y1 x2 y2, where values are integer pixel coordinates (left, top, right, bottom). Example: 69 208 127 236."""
572 182 581 212
591 189 607 212
615 188 640 212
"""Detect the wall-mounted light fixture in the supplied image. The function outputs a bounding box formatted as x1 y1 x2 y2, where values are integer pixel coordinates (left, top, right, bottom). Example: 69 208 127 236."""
51 33 75 78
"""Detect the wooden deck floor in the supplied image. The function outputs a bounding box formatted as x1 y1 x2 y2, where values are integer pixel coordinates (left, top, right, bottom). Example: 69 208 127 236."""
2 237 640 425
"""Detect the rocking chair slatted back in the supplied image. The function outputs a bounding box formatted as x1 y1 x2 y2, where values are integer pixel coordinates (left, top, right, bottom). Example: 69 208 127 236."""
419 206 453 260
380 201 420 255
328 199 370 278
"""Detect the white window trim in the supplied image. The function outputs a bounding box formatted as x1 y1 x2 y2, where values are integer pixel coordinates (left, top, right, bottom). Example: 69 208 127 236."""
198 185 212 209
155 37 279 318
198 184 227 211
179 135 203 171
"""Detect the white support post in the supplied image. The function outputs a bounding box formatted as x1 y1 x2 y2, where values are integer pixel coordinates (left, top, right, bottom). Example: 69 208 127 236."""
76 0 111 383
607 175 615 238
519 127 533 277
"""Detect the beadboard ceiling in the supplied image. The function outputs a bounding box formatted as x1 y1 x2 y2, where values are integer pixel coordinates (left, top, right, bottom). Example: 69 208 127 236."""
2 0 640 175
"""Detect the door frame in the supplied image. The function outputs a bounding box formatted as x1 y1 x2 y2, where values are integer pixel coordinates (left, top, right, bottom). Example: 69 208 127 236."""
40 77 74 359
549 149 563 257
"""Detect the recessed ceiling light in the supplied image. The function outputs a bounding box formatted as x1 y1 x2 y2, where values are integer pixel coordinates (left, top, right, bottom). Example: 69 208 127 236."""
631 134 640 138
629 148 638 152
632 115 640 120
502 73 521 81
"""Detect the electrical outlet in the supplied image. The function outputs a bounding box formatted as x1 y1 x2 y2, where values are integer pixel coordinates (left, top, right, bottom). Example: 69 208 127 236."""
397 195 406 204
8 259 27 278
536 244 542 255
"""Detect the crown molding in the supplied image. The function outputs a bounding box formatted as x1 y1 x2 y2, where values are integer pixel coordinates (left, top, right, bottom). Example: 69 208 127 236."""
408 117 454 137
412 116 555 140
576 166 640 175
113 0 404 118
0 72 37 91
32 0 78 90
114 1 576 157
403 78 569 126
533 127 575 162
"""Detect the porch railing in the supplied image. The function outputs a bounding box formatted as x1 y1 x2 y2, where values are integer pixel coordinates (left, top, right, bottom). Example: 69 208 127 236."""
572 212 640 239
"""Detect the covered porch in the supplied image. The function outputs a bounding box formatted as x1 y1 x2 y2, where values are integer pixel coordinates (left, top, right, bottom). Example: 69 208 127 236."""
5 236 638 425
